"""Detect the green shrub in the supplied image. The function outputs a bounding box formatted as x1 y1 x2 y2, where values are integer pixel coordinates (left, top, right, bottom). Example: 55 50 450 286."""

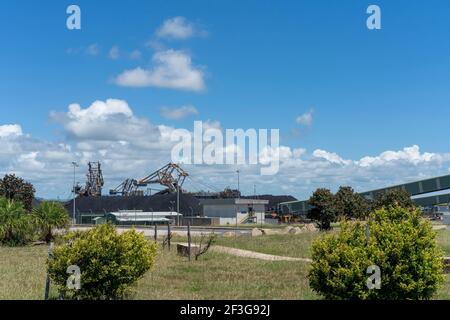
33 201 70 243
47 224 158 300
0 197 36 246
308 206 444 300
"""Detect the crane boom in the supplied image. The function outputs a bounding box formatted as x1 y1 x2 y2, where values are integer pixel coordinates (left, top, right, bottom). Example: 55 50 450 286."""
109 163 189 196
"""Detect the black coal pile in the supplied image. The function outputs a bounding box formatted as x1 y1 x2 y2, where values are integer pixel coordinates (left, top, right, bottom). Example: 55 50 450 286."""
64 193 201 216
243 195 297 211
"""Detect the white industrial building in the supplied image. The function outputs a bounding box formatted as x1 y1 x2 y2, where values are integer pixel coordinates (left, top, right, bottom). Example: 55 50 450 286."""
200 198 269 225
104 210 182 225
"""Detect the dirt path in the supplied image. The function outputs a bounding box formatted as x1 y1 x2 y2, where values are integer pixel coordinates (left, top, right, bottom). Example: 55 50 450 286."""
211 245 312 262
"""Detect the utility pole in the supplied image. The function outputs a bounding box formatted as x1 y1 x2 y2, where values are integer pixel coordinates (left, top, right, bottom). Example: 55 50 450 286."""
236 169 240 198
71 162 78 225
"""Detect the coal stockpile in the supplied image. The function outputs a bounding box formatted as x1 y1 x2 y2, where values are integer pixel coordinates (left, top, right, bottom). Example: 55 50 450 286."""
65 193 201 216
243 195 297 211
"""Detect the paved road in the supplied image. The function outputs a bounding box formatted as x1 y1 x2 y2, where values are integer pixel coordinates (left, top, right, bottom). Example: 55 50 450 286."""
211 245 312 262
70 225 252 237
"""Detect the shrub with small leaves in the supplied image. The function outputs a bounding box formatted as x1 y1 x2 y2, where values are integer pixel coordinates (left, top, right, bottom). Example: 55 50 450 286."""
47 223 158 300
308 206 444 300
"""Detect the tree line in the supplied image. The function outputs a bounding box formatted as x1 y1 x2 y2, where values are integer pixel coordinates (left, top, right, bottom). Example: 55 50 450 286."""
0 174 69 246
307 186 416 230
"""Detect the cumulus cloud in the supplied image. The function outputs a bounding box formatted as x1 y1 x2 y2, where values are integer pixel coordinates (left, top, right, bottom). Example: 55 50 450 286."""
156 17 204 40
50 99 166 150
296 110 314 126
2 100 450 200
160 105 199 120
357 145 440 167
115 50 205 92
0 124 22 137
313 149 351 165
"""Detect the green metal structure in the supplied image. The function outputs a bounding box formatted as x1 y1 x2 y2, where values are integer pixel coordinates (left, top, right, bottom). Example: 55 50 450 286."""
278 174 450 216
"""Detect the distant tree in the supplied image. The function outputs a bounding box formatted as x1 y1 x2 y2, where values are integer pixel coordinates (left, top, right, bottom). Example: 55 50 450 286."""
335 186 370 220
0 174 35 212
33 201 70 243
307 188 337 231
372 188 416 211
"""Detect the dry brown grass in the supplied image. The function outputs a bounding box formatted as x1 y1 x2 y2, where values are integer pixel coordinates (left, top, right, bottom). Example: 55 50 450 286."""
134 248 315 300
1 229 450 300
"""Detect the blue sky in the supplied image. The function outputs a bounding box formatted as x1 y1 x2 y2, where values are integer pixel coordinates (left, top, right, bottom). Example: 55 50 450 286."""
1 0 450 199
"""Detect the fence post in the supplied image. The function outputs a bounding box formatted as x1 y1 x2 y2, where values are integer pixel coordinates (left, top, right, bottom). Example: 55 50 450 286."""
44 242 54 300
187 221 192 262
167 223 171 251
154 224 158 242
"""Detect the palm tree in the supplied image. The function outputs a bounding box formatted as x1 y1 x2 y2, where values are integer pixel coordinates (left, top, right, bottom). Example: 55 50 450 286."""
33 201 70 243
0 197 33 246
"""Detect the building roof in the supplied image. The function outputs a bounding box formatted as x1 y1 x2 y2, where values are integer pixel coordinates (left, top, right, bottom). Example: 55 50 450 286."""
108 211 181 218
200 198 269 205
64 193 201 216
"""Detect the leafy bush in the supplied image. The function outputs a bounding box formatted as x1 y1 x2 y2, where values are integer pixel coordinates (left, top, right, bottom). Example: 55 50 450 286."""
0 174 35 212
308 206 444 300
47 224 158 300
33 201 70 243
0 197 36 246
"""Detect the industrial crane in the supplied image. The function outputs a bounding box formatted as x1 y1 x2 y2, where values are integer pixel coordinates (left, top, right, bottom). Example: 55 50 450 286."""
75 162 104 197
109 163 189 196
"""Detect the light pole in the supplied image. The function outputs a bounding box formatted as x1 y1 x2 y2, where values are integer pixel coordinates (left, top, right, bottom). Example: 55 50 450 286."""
177 184 180 226
71 162 79 225
150 207 154 226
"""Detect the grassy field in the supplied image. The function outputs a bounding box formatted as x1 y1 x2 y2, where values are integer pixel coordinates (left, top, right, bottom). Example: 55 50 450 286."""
1 228 450 300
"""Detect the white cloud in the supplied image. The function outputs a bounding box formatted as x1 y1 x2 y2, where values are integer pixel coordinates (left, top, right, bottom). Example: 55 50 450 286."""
296 110 313 126
109 46 120 60
0 124 22 138
115 50 205 92
50 99 166 151
357 145 439 167
115 50 205 91
156 17 198 40
160 105 199 120
313 149 351 165
2 100 450 200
